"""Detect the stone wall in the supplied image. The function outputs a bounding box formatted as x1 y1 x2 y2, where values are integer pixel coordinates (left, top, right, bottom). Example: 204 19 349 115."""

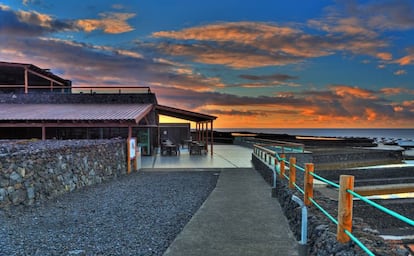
0 139 127 208
252 154 409 256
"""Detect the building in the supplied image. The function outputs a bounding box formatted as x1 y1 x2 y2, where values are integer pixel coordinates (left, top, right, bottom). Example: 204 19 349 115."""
0 61 217 155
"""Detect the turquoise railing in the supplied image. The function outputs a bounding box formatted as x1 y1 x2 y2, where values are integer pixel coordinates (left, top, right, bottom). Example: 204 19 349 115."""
253 143 414 256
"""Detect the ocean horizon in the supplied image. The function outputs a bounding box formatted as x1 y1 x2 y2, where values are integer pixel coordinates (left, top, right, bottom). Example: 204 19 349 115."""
215 128 414 141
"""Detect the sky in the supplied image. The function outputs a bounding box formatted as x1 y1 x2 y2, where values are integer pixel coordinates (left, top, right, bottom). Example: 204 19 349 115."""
0 0 413 128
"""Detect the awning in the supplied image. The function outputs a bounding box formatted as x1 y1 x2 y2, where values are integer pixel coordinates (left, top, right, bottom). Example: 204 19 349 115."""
155 104 216 122
0 104 153 124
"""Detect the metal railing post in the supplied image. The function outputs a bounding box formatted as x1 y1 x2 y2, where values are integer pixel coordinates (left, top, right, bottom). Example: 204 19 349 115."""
292 195 308 256
271 155 278 197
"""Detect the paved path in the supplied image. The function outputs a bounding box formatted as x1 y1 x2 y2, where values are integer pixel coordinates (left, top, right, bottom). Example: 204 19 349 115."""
163 168 299 256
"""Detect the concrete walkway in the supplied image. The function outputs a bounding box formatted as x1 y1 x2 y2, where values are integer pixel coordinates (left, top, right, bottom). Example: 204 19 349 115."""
141 144 253 169
142 144 299 255
163 168 299 256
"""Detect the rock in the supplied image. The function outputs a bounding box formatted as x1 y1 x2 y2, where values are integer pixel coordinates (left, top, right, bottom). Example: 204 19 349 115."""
0 177 9 187
27 187 35 200
362 227 380 235
0 188 7 201
17 167 25 177
10 189 26 205
68 249 86 256
10 171 22 183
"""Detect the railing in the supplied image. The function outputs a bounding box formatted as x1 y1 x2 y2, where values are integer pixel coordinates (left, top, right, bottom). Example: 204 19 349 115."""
253 143 414 256
0 85 152 94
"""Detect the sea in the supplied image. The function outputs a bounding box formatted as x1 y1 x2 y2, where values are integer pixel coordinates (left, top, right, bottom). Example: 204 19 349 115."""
215 128 414 141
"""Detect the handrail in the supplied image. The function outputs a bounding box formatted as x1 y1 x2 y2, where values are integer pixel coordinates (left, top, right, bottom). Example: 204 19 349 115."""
253 143 414 255
1 84 153 94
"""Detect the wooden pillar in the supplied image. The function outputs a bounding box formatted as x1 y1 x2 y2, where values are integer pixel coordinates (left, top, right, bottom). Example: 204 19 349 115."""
201 122 204 141
304 163 314 206
337 175 354 243
24 68 28 94
128 126 132 139
279 153 285 178
127 138 131 174
210 120 214 156
289 157 296 189
41 126 46 140
196 122 199 141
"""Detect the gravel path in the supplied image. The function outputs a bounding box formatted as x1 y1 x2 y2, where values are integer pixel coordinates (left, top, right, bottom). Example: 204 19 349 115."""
0 171 219 256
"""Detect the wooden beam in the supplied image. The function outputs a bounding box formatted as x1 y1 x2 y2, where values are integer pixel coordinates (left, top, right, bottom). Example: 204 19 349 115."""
24 68 28 94
354 184 414 196
26 68 65 86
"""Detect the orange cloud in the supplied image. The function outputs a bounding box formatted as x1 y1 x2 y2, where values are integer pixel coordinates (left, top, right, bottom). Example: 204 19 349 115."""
330 85 377 99
376 52 392 61
15 9 53 28
309 17 377 37
75 12 135 34
153 22 338 68
380 87 404 95
365 108 377 121
395 54 414 66
153 20 393 69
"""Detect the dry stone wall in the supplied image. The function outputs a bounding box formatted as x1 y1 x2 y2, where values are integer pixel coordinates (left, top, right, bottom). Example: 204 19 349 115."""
0 139 126 208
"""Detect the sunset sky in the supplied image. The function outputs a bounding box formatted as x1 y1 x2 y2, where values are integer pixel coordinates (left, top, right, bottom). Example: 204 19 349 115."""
1 0 413 128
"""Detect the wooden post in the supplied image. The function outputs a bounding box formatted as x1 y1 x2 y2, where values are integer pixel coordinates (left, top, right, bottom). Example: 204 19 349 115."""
24 68 29 94
304 163 314 206
337 175 354 243
41 126 46 140
210 120 213 157
279 154 285 178
127 138 131 174
289 157 296 189
133 144 138 171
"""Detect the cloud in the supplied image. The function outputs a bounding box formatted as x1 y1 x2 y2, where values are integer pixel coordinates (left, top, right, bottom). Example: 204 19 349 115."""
376 52 393 61
152 22 337 68
329 85 377 99
0 4 135 35
75 12 135 34
364 0 414 31
152 19 397 69
394 69 407 75
0 5 71 36
308 0 414 63
239 73 298 81
380 87 414 95
395 54 414 66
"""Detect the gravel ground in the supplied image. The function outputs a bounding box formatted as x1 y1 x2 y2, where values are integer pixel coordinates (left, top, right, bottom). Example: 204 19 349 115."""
0 171 219 256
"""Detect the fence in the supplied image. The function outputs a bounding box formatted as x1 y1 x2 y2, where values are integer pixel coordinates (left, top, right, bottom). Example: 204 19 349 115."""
253 143 414 256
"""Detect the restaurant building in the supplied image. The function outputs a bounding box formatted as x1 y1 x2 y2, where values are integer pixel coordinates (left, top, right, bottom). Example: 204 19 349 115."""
0 61 217 156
